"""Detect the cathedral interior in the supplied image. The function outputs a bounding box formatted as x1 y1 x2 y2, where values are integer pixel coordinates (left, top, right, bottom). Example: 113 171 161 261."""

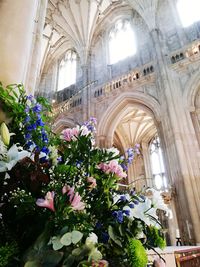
0 0 200 248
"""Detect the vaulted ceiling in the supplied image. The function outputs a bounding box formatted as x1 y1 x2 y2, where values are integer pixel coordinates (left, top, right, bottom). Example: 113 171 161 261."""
41 0 159 73
114 107 157 151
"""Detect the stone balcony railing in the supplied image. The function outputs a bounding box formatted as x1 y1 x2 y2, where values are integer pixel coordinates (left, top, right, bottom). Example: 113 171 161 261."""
93 62 155 99
170 40 200 70
52 62 155 117
51 39 200 118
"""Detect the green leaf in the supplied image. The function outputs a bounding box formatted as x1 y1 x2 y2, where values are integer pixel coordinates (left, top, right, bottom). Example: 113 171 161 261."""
108 225 122 247
41 250 63 267
88 249 102 261
24 261 41 267
60 232 72 246
51 236 64 251
71 230 83 244
63 255 76 267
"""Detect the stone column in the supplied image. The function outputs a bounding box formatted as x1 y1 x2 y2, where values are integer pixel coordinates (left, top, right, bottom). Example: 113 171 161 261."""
150 28 200 244
141 142 153 187
26 0 48 94
0 0 39 92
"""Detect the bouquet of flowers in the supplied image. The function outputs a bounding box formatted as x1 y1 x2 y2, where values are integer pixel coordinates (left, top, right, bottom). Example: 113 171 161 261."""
0 83 170 267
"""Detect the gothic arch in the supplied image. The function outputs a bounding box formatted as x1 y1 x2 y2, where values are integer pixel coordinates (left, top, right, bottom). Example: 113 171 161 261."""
97 91 161 146
53 117 76 134
183 69 200 109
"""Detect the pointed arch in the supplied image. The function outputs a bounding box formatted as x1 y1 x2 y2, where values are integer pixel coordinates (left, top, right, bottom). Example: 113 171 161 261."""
52 117 76 134
97 91 161 146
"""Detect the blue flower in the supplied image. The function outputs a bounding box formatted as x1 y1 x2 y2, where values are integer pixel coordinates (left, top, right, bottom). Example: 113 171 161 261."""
41 146 49 155
24 116 31 123
123 209 130 216
133 199 139 205
117 210 124 223
27 125 33 131
129 203 134 208
27 95 34 101
120 195 127 202
32 103 42 113
24 106 30 113
102 232 109 243
95 222 102 229
112 210 124 223
36 118 45 127
25 133 31 139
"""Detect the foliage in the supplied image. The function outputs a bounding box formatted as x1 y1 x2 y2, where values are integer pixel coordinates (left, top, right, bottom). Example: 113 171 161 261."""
0 243 18 267
0 83 170 267
127 239 148 267
146 226 166 249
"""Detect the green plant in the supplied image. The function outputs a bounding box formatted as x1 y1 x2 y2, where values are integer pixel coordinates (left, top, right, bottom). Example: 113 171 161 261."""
127 239 148 267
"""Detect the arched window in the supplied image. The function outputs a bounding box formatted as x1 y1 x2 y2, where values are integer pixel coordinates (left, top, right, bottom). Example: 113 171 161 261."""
149 136 167 190
177 0 200 27
108 19 136 64
57 50 77 91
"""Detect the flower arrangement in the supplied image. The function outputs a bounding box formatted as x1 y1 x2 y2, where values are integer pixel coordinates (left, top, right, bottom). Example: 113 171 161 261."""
0 83 170 267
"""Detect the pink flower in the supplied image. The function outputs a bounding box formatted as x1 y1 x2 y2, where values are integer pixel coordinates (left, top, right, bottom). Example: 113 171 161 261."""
63 185 85 211
87 176 97 189
71 192 85 211
36 191 55 212
61 128 73 141
71 126 80 138
92 260 108 267
98 160 127 178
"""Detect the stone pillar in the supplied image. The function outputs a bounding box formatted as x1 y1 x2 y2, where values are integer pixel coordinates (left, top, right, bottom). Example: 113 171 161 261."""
141 142 153 187
150 28 200 244
0 0 39 92
26 0 48 94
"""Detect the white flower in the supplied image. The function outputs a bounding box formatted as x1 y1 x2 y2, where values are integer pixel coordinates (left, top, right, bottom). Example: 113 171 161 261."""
146 188 172 218
0 144 30 172
80 125 90 136
85 232 98 246
106 147 120 157
49 145 59 166
0 137 7 160
123 198 160 227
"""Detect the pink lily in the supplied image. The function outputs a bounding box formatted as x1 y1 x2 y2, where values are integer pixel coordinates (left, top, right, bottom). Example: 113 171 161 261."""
62 185 75 202
71 192 85 211
61 128 73 141
36 191 55 212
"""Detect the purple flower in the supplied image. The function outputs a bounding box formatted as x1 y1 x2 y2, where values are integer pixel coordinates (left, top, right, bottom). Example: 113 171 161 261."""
36 118 45 127
129 203 134 208
133 199 139 205
41 146 49 155
32 103 42 113
120 195 127 202
25 133 31 139
27 95 34 101
123 209 130 216
112 210 124 223
102 232 109 243
24 106 30 113
24 116 31 123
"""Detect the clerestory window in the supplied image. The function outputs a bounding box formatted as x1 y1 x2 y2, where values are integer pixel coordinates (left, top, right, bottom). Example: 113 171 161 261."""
57 50 77 91
108 19 136 64
177 0 200 27
149 136 168 190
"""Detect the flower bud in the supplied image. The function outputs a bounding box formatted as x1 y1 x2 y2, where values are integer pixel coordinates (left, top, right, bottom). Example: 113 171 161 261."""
0 122 10 146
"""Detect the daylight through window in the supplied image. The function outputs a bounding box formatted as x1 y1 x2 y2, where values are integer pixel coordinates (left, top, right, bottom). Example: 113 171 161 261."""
177 0 200 27
109 19 136 64
57 50 77 91
149 136 167 190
